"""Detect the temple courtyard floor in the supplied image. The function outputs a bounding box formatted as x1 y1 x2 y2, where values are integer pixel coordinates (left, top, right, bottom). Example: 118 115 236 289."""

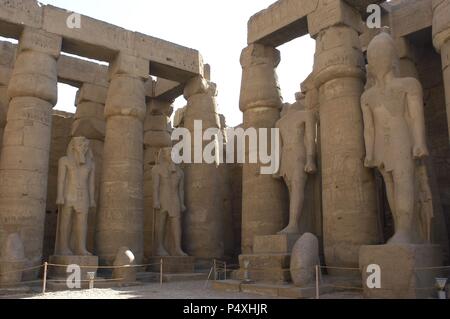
0 281 363 299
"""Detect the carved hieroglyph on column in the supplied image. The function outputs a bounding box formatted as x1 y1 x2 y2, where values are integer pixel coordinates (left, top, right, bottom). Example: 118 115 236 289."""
362 31 433 244
0 27 61 270
433 0 450 140
0 42 16 152
71 83 107 253
309 0 379 269
96 53 148 265
239 44 288 254
181 76 226 261
143 99 173 259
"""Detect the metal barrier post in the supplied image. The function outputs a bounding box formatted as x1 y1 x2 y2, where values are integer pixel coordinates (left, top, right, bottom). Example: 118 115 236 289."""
315 265 320 299
42 262 48 294
160 258 163 288
224 262 227 280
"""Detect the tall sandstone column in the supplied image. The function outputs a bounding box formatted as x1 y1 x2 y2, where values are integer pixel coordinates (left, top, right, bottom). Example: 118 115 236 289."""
96 53 148 265
309 0 379 269
143 99 172 260
433 0 450 140
0 42 16 151
0 27 61 268
239 44 288 254
71 83 107 253
181 76 225 264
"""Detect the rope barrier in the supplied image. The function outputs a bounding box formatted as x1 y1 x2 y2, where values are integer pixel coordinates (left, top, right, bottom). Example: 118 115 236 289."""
0 264 43 275
46 262 162 269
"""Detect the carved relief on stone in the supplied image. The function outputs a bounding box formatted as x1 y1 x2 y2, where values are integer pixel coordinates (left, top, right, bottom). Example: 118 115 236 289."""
55 137 96 256
362 31 432 244
152 147 187 257
273 93 317 235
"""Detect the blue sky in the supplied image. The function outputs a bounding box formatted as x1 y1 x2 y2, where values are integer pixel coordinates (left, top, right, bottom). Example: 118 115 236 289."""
39 0 316 127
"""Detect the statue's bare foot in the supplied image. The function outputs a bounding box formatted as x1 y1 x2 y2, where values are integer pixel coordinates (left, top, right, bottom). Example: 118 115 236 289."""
277 225 299 235
174 249 188 257
387 231 421 245
156 247 170 257
59 249 74 256
78 250 93 256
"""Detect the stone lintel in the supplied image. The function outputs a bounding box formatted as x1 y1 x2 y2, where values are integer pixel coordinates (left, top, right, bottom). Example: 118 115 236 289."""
307 0 364 38
247 0 317 46
390 0 433 38
0 0 204 80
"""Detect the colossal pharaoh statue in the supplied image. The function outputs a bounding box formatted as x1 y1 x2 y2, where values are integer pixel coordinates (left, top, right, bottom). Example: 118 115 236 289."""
55 137 96 256
152 147 188 256
361 30 432 245
273 93 317 234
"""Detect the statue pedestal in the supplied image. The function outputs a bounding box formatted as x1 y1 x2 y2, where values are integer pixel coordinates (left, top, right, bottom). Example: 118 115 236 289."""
49 255 98 280
253 234 299 254
234 234 300 284
0 260 27 287
147 256 195 274
359 244 443 299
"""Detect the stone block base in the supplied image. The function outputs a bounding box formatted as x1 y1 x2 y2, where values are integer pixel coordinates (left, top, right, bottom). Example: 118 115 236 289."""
212 280 333 299
359 244 443 299
49 255 98 280
0 260 27 287
234 253 291 284
253 234 299 254
147 256 195 274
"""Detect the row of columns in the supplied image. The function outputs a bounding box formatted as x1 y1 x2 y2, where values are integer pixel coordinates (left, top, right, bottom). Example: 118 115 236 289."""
238 0 450 269
0 26 230 269
239 0 380 269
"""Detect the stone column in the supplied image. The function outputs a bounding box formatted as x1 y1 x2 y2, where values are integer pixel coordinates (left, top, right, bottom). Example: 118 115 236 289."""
0 42 16 154
181 76 226 264
433 0 450 140
239 44 289 254
96 53 148 265
143 99 172 260
395 37 419 79
308 0 380 269
0 27 61 269
71 83 107 253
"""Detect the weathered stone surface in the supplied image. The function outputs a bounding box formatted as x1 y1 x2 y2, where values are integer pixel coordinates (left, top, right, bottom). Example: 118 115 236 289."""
0 27 60 271
239 44 288 255
307 0 364 37
147 256 195 274
253 234 299 254
247 0 316 46
290 233 319 287
49 255 98 280
313 18 379 271
239 44 281 112
390 0 433 38
360 244 443 299
54 137 96 256
57 54 109 88
44 112 73 261
96 60 146 265
112 247 136 283
0 233 27 286
143 99 172 259
180 76 226 261
433 0 450 145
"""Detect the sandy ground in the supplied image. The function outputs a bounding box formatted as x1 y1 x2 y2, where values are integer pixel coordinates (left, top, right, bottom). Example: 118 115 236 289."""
2 281 278 300
0 281 363 299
